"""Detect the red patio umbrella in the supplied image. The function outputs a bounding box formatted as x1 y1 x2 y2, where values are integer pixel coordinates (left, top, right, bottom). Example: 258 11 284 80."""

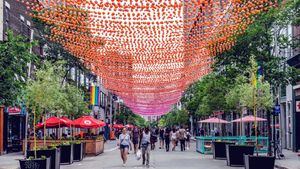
125 124 134 129
198 117 229 124
36 116 72 129
113 124 124 129
60 116 74 126
73 116 105 128
231 115 267 123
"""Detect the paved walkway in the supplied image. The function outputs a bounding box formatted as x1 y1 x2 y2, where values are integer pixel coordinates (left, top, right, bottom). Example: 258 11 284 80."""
0 141 299 169
275 149 300 169
61 142 240 169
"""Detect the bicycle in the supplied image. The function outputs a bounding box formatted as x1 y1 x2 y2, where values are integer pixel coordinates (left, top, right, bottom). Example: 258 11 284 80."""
272 140 285 159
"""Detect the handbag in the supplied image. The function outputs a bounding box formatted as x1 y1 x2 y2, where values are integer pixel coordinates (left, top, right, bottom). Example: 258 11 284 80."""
136 150 142 160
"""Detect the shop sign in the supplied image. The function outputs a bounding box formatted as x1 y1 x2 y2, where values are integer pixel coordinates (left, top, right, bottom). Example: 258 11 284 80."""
7 107 21 115
296 101 300 113
213 111 224 116
272 105 280 116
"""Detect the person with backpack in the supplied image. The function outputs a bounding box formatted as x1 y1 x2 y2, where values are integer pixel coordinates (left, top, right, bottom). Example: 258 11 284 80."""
139 127 151 166
117 128 132 167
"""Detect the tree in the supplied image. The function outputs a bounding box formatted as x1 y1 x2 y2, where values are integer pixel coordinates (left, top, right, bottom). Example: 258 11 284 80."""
213 0 300 87
0 30 38 106
64 84 89 119
159 109 189 127
181 74 231 118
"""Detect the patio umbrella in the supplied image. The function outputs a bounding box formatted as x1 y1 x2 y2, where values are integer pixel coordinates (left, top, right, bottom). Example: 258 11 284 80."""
60 116 74 125
125 124 134 129
113 124 125 129
73 116 105 128
231 115 267 123
198 117 229 124
36 116 72 129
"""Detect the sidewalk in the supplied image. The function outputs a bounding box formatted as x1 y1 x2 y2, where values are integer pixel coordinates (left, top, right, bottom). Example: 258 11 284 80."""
275 149 300 169
0 152 23 169
0 141 118 169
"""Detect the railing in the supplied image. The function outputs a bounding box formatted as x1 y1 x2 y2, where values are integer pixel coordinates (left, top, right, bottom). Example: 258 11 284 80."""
196 136 269 154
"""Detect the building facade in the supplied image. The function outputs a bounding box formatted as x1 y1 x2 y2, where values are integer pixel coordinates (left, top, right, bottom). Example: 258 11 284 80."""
0 0 119 154
279 25 300 152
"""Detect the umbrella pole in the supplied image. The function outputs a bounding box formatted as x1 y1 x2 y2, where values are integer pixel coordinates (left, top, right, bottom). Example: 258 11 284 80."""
43 114 46 148
253 84 258 156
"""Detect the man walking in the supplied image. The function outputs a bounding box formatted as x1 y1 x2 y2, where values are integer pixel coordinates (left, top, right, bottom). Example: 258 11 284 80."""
139 127 151 166
178 126 187 151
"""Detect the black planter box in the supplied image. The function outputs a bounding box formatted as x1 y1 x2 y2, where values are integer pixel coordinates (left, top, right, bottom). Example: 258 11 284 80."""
212 141 235 159
58 144 73 164
73 143 84 161
19 157 51 169
244 155 275 169
226 145 254 166
27 148 60 169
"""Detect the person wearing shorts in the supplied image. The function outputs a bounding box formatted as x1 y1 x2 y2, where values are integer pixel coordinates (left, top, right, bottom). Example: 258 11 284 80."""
118 128 131 167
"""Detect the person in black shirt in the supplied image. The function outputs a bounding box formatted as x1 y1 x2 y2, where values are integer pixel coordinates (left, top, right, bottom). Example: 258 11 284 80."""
159 128 165 149
164 127 171 152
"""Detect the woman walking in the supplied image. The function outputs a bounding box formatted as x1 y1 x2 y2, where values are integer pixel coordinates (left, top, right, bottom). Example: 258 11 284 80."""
139 127 151 166
132 126 140 154
186 129 191 150
118 128 131 167
171 128 177 151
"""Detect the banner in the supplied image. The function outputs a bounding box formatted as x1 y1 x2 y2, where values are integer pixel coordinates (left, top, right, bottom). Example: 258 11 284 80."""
90 85 100 106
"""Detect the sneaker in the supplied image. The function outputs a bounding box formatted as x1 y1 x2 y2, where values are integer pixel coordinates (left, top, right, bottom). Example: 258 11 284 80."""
123 163 126 167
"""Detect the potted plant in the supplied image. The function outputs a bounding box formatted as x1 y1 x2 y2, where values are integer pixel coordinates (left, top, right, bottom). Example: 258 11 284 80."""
27 147 60 169
73 140 84 161
212 141 235 159
57 141 73 164
19 156 51 169
244 155 275 169
226 144 255 166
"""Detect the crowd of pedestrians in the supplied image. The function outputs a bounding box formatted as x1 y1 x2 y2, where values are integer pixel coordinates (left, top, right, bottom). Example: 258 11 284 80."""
117 126 191 167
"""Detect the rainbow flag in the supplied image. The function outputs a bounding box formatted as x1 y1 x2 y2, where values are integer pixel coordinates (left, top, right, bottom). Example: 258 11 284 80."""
90 85 100 105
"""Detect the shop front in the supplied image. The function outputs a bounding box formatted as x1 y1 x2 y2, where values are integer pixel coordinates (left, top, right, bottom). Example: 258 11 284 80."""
293 86 300 152
1 107 26 154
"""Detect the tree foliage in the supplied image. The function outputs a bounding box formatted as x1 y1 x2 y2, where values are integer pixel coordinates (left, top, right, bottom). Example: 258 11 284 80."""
115 105 146 127
0 30 38 106
181 1 299 118
25 61 88 118
159 109 189 127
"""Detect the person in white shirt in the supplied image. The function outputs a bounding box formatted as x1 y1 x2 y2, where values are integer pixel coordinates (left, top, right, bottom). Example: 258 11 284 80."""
118 128 132 167
171 128 178 151
139 127 151 166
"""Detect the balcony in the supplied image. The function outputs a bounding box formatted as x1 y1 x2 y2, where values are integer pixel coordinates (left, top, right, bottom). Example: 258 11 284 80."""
287 53 300 68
